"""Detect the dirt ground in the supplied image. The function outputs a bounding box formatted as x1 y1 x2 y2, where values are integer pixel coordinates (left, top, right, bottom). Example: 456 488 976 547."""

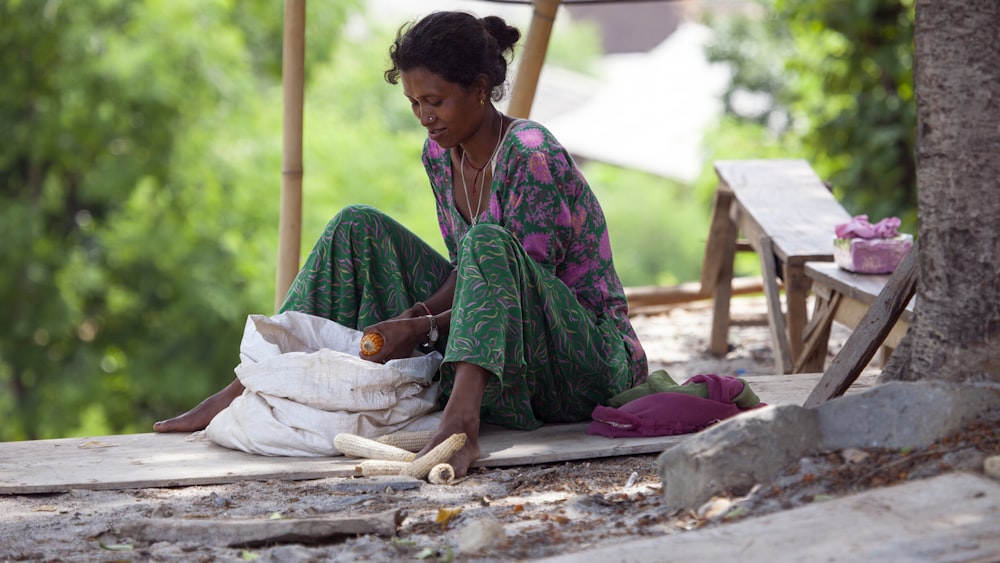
2 297 998 562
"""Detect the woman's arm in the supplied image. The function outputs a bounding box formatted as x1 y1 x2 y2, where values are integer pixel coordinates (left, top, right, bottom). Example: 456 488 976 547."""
360 269 457 362
410 268 457 323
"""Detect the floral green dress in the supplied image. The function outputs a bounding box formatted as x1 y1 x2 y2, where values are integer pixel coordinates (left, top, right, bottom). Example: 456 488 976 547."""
281 119 647 430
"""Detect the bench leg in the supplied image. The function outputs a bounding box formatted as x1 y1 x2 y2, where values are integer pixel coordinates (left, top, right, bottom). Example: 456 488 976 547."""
794 292 841 373
758 236 793 373
705 189 738 357
709 254 735 356
804 244 919 407
783 263 812 365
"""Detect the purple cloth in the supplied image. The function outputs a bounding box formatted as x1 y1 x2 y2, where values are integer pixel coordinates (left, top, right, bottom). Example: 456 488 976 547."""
586 374 759 438
834 214 901 239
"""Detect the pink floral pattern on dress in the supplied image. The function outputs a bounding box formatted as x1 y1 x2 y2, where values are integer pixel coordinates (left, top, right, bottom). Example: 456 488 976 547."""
529 152 553 184
516 128 545 149
421 119 647 389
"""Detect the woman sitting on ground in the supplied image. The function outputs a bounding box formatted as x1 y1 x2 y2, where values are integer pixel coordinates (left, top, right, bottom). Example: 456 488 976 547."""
154 10 648 477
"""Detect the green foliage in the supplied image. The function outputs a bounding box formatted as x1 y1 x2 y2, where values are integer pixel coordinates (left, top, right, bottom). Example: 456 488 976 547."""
297 22 442 255
0 0 357 440
546 17 603 75
586 164 709 286
703 0 917 233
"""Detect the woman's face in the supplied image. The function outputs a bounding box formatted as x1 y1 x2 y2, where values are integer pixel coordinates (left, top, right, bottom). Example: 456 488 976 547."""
400 66 483 149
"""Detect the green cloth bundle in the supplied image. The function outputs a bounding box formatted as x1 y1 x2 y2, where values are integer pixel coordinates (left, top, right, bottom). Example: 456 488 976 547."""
608 369 760 409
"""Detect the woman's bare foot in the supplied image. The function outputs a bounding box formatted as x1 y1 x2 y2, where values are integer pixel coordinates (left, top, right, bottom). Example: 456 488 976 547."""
419 416 481 477
153 379 245 433
416 363 487 476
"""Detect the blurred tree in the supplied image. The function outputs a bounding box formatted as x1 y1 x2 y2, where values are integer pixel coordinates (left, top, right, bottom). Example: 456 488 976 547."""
1 2 689 441
0 0 356 440
702 0 916 231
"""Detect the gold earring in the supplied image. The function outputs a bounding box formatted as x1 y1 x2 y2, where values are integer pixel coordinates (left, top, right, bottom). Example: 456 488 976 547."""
480 98 485 107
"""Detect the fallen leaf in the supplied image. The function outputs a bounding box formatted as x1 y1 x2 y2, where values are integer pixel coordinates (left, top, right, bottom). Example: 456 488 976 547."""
78 440 116 449
723 506 749 520
841 448 870 464
97 539 133 552
391 538 417 547
242 550 261 560
435 507 463 530
624 471 639 488
96 532 132 552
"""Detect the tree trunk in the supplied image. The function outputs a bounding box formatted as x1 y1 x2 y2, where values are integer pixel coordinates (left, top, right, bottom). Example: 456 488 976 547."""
889 0 1000 382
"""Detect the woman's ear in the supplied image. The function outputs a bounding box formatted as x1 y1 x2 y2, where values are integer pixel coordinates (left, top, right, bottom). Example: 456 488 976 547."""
475 74 491 101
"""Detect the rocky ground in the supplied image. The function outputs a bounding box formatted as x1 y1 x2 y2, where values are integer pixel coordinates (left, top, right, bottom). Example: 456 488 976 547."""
2 297 998 562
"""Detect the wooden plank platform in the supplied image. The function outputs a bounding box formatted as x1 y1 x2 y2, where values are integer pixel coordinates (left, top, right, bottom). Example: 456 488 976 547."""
0 372 878 495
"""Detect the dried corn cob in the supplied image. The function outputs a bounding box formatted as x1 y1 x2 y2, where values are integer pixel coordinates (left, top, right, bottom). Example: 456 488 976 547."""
375 430 435 452
334 433 416 462
427 463 456 485
403 433 467 480
356 459 408 477
360 332 384 356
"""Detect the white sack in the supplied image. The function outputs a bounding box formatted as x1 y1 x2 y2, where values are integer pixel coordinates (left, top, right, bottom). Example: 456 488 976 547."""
203 311 441 456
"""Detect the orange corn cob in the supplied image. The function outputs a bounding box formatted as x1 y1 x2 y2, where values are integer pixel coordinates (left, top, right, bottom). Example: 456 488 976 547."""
360 333 384 356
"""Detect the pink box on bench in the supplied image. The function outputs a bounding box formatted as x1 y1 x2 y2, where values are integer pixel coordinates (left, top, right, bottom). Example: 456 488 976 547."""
833 234 912 274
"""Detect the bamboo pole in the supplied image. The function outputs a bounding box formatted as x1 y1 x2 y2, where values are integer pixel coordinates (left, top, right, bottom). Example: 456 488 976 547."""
508 0 561 118
275 0 306 312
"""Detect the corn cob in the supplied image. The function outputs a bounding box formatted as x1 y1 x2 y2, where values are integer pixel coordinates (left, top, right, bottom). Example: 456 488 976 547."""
360 333 384 356
334 433 416 462
403 433 466 480
375 430 435 452
355 459 408 477
427 463 456 485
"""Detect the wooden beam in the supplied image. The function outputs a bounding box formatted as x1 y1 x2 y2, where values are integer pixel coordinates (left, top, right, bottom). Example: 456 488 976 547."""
121 510 402 547
508 0 561 118
626 276 765 312
275 0 306 312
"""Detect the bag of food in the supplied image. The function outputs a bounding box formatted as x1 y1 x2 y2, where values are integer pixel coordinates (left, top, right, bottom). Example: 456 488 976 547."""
202 311 441 456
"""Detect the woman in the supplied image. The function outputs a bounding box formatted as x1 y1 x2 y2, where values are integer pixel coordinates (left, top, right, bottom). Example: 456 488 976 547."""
155 11 647 477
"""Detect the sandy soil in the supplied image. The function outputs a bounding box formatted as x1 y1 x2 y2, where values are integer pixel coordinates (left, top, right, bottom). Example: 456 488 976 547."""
2 297 997 562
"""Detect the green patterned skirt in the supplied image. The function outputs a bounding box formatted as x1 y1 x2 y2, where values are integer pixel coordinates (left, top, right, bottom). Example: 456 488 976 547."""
280 205 633 430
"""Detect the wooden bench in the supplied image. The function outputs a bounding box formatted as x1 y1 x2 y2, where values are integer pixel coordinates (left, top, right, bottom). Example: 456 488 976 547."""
804 245 918 406
701 160 853 373
795 260 916 373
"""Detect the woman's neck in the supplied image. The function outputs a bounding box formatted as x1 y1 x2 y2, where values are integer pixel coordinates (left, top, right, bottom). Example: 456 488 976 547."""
460 110 503 169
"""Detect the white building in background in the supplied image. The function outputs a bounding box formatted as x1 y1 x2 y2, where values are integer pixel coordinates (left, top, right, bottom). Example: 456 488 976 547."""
366 0 730 183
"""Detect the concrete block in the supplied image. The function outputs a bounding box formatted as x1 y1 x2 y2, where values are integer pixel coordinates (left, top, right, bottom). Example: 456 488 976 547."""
817 381 1000 451
656 405 821 511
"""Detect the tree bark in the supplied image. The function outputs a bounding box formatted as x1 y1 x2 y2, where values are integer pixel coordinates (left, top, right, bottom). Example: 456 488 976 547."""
903 0 1000 382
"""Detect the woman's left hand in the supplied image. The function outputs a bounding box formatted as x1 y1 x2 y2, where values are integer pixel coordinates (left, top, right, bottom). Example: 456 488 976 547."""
360 317 428 363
